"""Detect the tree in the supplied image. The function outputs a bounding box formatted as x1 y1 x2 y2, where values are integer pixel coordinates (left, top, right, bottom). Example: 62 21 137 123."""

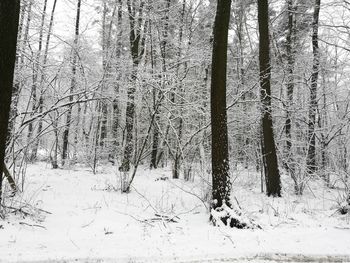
307 0 321 175
0 0 21 203
61 0 82 166
150 0 171 170
30 0 58 161
27 0 48 162
258 0 281 197
284 0 296 168
119 0 146 175
210 0 232 211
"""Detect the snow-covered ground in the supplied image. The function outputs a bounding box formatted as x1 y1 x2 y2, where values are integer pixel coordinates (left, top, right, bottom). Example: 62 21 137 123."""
1 163 350 262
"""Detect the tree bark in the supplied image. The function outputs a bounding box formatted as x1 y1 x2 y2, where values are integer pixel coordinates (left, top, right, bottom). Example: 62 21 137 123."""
111 0 123 162
258 0 281 197
6 0 27 148
307 0 321 175
0 0 20 203
210 0 232 210
285 0 295 167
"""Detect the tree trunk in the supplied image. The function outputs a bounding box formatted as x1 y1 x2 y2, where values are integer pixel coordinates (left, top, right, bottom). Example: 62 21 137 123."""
61 0 81 166
210 0 232 210
7 0 27 148
31 0 58 161
285 0 295 169
27 0 48 162
150 0 171 170
111 0 123 162
120 0 146 175
307 0 321 175
0 0 20 203
258 0 281 197
172 0 186 179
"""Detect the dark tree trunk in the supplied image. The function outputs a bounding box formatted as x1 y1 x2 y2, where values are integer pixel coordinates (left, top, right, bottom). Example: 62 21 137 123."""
210 0 232 210
51 113 59 169
6 0 27 149
258 0 281 197
61 0 81 166
0 0 20 203
307 0 321 175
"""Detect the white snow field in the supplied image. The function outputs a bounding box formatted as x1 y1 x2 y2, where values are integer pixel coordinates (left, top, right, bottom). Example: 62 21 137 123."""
1 162 350 262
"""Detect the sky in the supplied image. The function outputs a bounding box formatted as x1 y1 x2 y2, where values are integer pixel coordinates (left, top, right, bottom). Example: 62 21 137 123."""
48 0 100 50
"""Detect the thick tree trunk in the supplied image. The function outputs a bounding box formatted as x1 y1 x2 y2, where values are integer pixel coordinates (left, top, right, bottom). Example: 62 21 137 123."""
258 0 281 197
7 0 27 149
210 0 232 210
0 0 20 203
307 0 321 175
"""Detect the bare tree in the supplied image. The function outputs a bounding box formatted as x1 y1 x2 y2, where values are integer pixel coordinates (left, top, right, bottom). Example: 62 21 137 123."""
258 0 281 197
119 0 146 175
61 0 81 166
307 0 321 175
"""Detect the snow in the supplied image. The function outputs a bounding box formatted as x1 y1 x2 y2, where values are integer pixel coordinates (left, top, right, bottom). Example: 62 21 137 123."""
1 163 350 262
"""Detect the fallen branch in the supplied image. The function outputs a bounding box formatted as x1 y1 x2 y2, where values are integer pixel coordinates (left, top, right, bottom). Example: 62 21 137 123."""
19 221 46 230
144 213 179 224
2 205 31 217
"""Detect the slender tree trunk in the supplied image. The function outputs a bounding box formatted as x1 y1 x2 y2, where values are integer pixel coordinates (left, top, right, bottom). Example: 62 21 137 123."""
150 0 171 170
0 0 20 204
172 0 186 179
27 0 48 161
31 0 58 161
52 113 59 169
307 0 321 175
100 2 117 151
120 0 146 175
285 0 295 168
111 0 123 162
258 0 281 197
210 0 232 210
61 0 81 166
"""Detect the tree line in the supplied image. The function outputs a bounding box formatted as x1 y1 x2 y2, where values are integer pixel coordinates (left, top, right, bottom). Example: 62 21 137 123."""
1 0 350 225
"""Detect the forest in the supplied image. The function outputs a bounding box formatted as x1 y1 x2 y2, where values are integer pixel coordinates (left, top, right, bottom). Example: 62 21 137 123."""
1 0 350 262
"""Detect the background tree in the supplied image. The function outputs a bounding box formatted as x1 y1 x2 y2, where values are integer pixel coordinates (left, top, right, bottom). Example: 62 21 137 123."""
307 0 321 175
61 0 82 166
